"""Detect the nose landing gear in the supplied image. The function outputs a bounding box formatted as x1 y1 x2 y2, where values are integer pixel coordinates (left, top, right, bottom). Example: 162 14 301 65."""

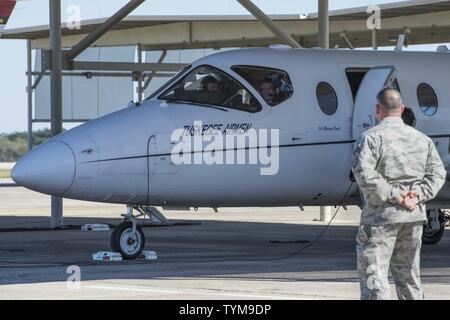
110 205 169 259
110 220 145 260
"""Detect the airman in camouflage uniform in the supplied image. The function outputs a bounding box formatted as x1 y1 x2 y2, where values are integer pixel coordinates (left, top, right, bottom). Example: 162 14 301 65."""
352 88 446 300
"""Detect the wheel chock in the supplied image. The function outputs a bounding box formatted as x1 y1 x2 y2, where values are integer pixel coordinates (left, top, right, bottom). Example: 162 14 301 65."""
141 250 157 260
92 251 123 261
92 250 157 262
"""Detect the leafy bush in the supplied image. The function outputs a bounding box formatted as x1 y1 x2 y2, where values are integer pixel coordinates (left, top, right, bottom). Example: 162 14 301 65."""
0 129 51 162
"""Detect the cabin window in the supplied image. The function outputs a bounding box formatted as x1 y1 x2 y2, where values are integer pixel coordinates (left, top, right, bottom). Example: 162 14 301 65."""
316 82 338 115
159 65 262 113
231 65 293 106
417 83 438 116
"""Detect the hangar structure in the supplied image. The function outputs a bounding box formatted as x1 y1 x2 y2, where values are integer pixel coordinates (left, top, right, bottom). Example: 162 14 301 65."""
6 0 450 49
2 0 450 227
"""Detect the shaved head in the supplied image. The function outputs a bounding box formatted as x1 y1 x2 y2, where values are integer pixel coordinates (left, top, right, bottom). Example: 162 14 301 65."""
377 88 403 111
375 87 405 122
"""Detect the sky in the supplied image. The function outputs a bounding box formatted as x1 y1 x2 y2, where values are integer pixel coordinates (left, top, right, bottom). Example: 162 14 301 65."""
0 0 442 133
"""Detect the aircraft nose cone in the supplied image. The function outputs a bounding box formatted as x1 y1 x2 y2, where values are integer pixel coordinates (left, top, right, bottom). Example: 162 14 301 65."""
12 140 75 196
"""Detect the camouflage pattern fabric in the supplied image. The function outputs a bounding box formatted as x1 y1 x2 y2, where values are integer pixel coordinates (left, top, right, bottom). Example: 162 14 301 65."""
356 222 424 300
352 116 446 226
352 115 446 300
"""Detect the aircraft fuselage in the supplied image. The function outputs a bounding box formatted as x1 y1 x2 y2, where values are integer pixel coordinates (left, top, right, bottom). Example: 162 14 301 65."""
12 48 450 209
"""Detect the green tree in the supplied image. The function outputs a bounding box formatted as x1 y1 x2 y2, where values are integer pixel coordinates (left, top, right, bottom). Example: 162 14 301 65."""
0 129 52 162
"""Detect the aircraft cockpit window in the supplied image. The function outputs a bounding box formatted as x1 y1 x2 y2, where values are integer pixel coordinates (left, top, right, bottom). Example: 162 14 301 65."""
231 66 293 106
147 65 192 100
158 65 262 113
417 83 438 116
316 82 338 115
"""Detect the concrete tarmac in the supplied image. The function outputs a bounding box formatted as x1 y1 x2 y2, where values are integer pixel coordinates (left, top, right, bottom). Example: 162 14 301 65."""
0 186 449 300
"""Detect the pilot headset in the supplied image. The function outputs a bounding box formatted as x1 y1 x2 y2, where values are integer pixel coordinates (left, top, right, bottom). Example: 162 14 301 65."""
201 75 219 90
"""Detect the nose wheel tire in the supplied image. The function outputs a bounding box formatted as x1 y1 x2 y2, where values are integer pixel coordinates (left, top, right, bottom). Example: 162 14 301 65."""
423 223 445 245
423 209 447 245
110 221 145 260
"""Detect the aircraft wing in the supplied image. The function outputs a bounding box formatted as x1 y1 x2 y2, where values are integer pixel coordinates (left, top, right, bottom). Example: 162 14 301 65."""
1 0 450 49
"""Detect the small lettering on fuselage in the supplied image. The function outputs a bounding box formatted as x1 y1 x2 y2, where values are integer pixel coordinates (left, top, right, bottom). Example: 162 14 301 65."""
183 123 253 136
319 126 341 131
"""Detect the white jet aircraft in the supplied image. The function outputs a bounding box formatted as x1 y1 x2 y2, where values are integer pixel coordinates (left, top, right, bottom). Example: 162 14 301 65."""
12 48 450 258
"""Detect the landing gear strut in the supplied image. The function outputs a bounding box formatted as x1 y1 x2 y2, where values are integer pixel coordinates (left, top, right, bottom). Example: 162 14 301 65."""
423 209 450 245
110 206 169 259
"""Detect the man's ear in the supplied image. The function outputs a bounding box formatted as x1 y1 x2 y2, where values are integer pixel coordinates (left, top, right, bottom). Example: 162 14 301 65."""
400 104 405 114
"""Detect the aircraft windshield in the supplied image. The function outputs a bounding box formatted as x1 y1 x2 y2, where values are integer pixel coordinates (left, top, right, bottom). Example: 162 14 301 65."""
158 65 262 113
147 65 192 100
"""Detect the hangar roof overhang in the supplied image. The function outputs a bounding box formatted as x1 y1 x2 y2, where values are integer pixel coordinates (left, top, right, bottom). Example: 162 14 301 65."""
2 0 450 50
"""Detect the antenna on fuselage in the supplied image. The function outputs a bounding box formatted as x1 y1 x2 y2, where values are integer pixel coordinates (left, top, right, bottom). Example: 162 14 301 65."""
394 28 411 52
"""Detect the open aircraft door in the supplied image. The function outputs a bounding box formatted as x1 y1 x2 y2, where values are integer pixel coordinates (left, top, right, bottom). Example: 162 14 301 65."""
352 66 397 140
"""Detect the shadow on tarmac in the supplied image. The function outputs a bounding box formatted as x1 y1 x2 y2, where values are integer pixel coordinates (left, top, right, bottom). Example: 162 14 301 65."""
0 215 448 286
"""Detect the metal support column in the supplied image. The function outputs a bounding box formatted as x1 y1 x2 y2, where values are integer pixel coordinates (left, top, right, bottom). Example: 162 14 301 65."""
318 0 331 222
26 39 33 151
372 28 378 50
320 206 331 223
49 0 63 228
137 44 143 102
318 0 329 49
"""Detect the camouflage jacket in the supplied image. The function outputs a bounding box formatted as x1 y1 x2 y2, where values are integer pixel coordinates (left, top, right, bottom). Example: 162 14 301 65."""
352 116 446 225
